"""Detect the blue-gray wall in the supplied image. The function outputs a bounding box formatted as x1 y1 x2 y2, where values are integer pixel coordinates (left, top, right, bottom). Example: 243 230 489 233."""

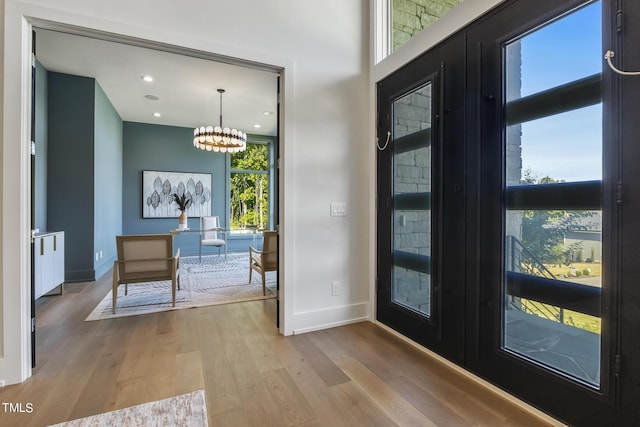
94 82 123 279
46 72 123 281
122 122 227 256
34 61 48 233
48 72 96 282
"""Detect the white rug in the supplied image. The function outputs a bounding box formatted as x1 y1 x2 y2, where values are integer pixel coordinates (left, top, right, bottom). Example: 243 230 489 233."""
49 389 208 426
86 254 276 321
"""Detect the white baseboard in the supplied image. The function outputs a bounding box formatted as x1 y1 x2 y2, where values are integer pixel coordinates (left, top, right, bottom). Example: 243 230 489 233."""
292 302 368 335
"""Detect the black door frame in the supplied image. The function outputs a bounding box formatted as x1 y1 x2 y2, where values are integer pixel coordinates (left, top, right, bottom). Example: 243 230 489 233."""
376 33 467 362
616 0 640 421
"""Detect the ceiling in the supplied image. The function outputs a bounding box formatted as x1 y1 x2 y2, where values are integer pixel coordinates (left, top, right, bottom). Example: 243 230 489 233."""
34 28 279 137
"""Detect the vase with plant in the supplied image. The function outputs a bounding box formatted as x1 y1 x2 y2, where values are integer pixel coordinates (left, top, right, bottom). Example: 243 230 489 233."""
173 193 192 230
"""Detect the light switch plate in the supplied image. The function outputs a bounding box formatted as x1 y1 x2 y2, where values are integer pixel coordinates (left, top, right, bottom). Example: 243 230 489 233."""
330 202 347 217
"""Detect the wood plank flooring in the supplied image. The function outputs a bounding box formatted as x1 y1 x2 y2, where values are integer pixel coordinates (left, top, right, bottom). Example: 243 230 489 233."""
0 272 560 426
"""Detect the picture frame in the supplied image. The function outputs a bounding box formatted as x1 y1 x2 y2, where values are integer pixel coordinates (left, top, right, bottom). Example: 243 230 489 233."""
142 170 212 218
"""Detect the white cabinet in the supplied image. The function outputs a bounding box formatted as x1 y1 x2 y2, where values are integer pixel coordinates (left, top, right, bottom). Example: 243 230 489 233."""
34 231 65 299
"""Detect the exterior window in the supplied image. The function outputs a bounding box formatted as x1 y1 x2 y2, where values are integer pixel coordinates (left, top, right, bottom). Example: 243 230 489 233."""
502 1 602 387
392 0 464 52
230 143 270 232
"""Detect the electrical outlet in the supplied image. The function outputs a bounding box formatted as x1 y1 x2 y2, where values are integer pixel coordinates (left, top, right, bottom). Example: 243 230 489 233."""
332 281 340 296
99 250 103 259
95 252 99 261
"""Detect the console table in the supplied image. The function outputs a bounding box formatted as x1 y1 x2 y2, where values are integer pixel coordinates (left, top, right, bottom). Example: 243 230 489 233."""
34 231 65 298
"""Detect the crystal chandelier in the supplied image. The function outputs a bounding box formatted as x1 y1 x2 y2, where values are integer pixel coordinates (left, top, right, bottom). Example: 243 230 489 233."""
193 89 247 153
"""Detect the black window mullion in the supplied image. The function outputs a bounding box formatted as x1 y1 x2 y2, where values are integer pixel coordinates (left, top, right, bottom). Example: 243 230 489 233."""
394 250 431 275
393 127 431 154
506 180 601 210
393 192 431 210
506 271 601 317
506 73 601 125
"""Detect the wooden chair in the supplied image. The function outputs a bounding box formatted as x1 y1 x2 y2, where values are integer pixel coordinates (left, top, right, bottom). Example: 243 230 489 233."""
199 216 227 261
113 234 180 313
249 230 277 295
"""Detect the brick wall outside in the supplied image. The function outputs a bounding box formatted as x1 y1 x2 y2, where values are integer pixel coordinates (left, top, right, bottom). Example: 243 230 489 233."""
505 40 523 246
392 83 432 313
393 0 464 51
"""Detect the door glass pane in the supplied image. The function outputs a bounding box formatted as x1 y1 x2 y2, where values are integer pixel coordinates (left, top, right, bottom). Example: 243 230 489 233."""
392 82 432 316
502 1 602 387
505 1 601 102
393 266 431 314
508 105 602 184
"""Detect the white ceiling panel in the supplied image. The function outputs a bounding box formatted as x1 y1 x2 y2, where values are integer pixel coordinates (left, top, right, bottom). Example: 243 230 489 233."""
34 28 278 136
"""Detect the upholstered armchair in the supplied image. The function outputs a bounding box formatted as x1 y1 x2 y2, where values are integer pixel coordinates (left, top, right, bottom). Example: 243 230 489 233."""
199 216 227 261
113 234 180 313
249 230 277 295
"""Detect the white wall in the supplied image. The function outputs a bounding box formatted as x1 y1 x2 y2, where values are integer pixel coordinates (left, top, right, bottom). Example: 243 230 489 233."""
1 0 370 384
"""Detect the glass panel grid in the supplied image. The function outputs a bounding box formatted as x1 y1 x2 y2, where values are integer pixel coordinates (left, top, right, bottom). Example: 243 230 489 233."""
502 1 602 388
391 82 433 317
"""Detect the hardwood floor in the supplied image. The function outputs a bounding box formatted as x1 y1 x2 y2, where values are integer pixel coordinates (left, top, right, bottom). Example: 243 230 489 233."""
0 272 559 426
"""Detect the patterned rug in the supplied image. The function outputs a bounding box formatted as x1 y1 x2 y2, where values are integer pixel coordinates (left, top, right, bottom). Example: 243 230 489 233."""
49 389 207 426
85 254 276 321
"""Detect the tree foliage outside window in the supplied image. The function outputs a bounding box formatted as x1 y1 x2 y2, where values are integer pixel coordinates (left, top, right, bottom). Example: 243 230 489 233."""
519 170 594 266
230 143 269 230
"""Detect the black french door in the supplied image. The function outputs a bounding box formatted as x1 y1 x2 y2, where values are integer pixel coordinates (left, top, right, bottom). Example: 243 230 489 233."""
376 0 632 424
376 34 466 361
466 1 616 424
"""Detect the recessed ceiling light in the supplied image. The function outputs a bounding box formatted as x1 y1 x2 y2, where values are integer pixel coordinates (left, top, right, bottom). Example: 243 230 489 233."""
263 111 274 116
152 112 161 117
141 75 154 82
253 124 262 129
145 94 159 101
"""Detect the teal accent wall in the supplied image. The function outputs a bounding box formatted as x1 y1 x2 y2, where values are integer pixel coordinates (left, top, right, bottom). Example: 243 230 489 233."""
122 122 227 256
47 73 123 281
34 61 48 233
94 82 123 279
47 72 96 282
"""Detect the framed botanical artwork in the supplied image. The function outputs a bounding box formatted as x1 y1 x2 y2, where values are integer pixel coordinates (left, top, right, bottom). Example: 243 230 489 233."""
142 170 212 218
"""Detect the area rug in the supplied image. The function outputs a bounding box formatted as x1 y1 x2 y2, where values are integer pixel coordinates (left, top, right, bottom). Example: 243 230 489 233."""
49 389 208 426
85 254 276 321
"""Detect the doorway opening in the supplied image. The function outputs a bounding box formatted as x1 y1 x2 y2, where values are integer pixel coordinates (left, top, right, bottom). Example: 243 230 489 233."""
28 20 285 369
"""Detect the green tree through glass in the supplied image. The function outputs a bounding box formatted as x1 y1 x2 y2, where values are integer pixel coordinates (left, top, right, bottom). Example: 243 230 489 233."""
230 144 269 230
519 170 594 267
